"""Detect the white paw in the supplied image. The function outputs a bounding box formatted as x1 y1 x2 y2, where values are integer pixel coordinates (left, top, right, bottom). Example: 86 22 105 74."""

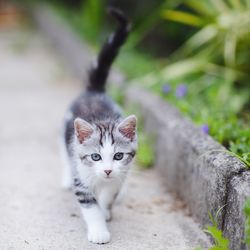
88 230 111 244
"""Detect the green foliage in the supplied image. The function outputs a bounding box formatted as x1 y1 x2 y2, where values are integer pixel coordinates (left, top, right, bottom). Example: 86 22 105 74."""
51 0 104 45
130 0 250 169
136 72 250 167
244 198 250 246
162 0 250 75
80 0 104 42
116 50 159 79
158 2 250 155
229 138 250 168
196 201 250 250
205 226 229 250
197 206 230 250
136 132 155 169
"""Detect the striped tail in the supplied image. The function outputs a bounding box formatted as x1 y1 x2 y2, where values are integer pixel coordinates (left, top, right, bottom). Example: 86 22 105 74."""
87 7 130 92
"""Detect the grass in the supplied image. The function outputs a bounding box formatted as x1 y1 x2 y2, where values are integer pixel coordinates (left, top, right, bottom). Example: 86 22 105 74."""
204 210 229 250
196 199 250 249
196 199 250 250
195 206 230 250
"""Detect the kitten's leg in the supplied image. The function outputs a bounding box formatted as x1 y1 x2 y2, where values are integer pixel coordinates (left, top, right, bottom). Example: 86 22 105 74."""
80 204 110 244
98 188 118 221
75 187 111 244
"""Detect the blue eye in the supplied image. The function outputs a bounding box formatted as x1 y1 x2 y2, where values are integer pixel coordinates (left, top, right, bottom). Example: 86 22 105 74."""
114 152 124 160
91 153 102 161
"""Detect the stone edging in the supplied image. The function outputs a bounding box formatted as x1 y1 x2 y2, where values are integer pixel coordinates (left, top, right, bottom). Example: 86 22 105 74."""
32 6 250 250
126 86 249 250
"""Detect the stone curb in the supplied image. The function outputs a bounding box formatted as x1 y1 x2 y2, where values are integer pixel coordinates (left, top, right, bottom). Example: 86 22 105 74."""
31 6 249 249
224 171 250 250
125 87 248 250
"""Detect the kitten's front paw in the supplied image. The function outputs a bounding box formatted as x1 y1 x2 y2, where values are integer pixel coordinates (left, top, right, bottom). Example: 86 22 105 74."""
88 230 111 244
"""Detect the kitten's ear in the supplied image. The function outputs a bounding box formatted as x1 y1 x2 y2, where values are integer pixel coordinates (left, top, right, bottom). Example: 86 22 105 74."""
117 115 137 141
74 118 94 144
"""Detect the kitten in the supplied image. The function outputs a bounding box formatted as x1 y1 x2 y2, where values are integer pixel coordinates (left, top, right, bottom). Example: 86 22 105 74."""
61 8 137 244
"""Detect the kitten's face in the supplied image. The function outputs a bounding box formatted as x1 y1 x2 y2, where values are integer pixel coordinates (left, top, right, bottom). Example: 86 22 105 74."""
74 115 137 182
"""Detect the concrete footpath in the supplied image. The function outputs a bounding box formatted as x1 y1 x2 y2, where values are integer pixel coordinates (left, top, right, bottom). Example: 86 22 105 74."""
0 29 210 250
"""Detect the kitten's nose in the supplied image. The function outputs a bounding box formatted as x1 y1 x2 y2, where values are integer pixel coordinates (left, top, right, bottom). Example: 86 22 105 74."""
104 170 112 176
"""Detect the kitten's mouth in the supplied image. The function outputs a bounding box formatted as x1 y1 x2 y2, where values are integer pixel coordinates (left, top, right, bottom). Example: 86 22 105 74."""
104 176 113 180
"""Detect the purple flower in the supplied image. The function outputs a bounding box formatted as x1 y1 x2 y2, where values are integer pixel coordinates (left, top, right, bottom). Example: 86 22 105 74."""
175 84 187 98
200 124 209 134
162 84 171 94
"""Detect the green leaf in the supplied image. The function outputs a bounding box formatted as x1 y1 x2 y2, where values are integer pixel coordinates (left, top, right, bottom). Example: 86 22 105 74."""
180 25 218 55
161 58 206 80
209 0 230 12
224 33 237 66
228 0 245 10
185 0 215 16
161 10 206 27
205 226 229 249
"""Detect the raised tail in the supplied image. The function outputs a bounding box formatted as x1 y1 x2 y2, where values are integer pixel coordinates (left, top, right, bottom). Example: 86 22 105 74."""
87 7 131 92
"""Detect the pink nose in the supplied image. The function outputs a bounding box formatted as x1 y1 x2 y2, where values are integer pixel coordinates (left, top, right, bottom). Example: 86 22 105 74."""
104 170 112 176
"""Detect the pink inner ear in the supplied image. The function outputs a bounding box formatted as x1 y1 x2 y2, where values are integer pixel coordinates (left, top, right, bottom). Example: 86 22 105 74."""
118 116 136 141
74 118 93 144
119 125 135 140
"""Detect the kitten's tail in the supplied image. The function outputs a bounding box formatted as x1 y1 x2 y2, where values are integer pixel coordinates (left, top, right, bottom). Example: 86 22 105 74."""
87 7 130 92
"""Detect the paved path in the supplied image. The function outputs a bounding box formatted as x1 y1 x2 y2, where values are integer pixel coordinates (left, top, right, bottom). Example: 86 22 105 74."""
0 29 210 250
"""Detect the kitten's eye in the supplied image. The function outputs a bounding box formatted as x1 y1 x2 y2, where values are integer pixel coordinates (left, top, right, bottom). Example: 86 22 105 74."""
91 153 102 161
114 152 124 161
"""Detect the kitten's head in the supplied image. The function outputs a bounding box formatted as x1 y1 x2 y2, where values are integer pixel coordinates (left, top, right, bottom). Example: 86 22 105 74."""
74 115 137 182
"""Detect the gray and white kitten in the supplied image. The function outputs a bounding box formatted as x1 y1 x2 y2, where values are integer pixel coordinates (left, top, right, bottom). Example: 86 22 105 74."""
61 8 137 244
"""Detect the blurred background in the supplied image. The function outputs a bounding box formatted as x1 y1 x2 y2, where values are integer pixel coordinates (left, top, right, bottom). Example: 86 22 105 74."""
0 2 249 249
1 0 249 166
